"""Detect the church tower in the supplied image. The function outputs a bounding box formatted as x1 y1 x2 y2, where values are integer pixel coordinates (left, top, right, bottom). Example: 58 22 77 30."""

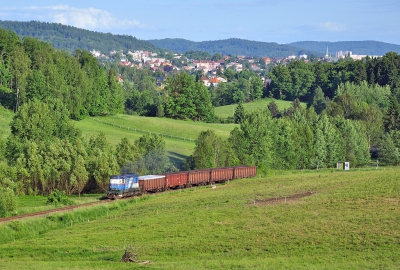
325 44 329 59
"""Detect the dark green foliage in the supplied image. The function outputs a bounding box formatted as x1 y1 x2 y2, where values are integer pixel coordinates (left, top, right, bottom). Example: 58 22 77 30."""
115 137 139 169
311 86 327 114
210 69 268 107
0 20 161 55
184 50 212 60
292 122 315 169
334 118 370 167
266 52 400 110
149 38 322 58
9 99 80 142
384 96 400 132
315 113 345 168
268 66 292 100
336 81 391 112
228 109 272 171
86 132 119 192
233 102 245 124
378 133 399 165
190 130 238 169
287 60 315 100
267 100 281 118
270 119 297 170
46 189 72 206
165 72 215 122
0 28 124 119
5 100 89 195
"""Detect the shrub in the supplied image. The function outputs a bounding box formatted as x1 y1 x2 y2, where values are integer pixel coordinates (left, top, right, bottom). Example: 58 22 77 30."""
47 190 73 206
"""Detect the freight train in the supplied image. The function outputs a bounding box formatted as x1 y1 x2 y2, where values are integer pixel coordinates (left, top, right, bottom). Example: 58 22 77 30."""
107 166 257 199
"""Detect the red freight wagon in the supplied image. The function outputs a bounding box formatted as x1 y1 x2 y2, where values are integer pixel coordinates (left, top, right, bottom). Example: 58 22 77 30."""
188 170 211 186
233 166 257 179
211 167 234 183
139 175 166 193
164 171 189 189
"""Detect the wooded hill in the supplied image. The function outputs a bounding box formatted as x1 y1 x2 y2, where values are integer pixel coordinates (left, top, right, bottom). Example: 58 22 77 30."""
0 20 162 54
150 38 400 58
147 38 322 58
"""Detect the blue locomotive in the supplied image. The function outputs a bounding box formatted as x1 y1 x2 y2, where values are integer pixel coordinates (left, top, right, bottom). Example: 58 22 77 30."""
107 173 141 199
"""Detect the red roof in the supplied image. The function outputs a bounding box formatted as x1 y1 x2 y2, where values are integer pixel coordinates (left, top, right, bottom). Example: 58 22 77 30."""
209 77 220 83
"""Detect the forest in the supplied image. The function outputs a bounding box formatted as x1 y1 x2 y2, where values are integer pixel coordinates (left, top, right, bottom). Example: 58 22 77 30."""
0 20 160 54
147 38 320 58
1 25 400 216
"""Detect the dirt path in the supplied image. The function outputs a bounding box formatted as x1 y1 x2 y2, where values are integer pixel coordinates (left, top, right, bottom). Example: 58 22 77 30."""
253 191 314 206
0 199 111 223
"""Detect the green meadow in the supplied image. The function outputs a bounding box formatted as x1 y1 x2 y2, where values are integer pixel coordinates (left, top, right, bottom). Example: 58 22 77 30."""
74 115 237 166
1 168 399 269
214 98 306 119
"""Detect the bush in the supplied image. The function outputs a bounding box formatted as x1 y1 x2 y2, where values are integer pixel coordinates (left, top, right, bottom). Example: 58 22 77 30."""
47 190 73 206
0 187 17 217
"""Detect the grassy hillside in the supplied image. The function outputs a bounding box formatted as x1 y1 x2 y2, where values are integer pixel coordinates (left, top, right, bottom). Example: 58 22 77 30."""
214 98 305 119
74 115 237 166
0 168 399 269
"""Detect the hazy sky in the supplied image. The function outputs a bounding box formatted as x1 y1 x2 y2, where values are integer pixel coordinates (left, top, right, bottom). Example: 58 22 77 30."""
1 0 399 44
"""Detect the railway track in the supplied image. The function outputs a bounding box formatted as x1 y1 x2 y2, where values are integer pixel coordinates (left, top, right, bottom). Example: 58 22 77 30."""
0 199 112 223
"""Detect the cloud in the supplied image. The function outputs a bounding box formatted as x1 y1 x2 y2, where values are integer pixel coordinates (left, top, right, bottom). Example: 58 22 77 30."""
314 22 346 32
1 5 145 31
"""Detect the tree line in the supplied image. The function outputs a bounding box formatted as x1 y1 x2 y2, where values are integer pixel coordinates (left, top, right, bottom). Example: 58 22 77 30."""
266 53 400 103
266 53 400 151
186 102 371 173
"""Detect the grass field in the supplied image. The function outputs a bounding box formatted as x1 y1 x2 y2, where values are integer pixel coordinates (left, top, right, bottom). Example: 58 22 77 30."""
74 115 237 167
1 167 399 269
214 98 306 119
15 194 104 215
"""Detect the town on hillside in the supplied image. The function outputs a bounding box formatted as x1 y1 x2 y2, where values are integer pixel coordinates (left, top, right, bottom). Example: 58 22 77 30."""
90 47 379 88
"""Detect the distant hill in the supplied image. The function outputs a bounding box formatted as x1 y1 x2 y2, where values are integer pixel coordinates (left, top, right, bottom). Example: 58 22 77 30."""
147 38 400 58
0 20 161 54
288 41 400 56
147 38 323 58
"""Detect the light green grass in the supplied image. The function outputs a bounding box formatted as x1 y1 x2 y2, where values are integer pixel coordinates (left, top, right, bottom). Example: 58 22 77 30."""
0 105 13 139
1 168 399 269
75 115 238 166
15 195 104 215
214 98 305 119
